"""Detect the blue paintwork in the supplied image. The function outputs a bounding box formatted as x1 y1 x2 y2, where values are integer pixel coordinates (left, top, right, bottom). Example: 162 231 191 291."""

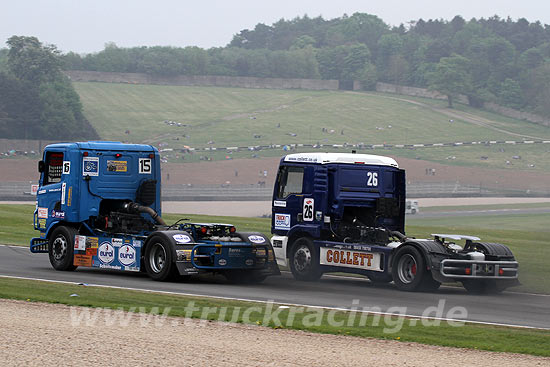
271 157 406 237
30 141 279 277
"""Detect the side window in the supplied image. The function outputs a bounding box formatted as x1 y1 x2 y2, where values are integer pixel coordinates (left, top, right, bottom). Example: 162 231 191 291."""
277 166 304 198
43 152 63 185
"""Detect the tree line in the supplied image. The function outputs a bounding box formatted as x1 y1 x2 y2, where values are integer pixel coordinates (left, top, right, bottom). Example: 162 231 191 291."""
3 13 550 118
0 36 98 140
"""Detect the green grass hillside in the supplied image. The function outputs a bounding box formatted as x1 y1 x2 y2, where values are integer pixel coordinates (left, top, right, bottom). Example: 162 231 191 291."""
73 82 550 170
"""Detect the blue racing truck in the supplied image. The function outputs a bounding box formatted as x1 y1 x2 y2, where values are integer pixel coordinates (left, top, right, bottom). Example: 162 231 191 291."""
30 141 279 282
271 152 519 293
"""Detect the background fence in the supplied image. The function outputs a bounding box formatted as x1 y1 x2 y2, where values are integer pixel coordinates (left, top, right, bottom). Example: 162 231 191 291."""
3 181 547 202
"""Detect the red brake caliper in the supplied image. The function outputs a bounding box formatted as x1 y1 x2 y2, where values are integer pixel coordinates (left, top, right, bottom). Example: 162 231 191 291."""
411 264 417 275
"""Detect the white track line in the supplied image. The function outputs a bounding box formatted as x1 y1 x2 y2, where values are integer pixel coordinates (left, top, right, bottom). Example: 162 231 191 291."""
0 274 548 330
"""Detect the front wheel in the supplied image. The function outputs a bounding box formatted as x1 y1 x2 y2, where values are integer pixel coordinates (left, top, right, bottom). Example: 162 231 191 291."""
289 237 322 281
48 226 78 271
144 236 177 281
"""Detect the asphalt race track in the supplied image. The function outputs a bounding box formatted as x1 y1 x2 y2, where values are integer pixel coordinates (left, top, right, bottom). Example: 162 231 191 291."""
1 245 548 329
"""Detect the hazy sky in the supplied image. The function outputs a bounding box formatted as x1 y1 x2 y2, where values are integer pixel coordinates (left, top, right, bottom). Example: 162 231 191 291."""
2 0 550 53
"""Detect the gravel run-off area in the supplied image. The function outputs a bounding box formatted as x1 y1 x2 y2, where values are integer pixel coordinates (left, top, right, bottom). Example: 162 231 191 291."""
1 299 549 366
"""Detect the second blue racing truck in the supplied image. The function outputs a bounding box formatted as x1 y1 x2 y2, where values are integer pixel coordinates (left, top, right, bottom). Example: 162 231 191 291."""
271 152 519 293
30 141 279 283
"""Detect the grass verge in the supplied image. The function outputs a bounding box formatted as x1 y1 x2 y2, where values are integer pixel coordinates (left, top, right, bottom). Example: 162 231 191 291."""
0 277 549 357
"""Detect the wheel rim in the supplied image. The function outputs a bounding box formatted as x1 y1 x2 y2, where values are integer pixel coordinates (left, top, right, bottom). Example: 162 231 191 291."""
293 244 312 273
149 243 166 273
397 254 417 284
52 235 67 261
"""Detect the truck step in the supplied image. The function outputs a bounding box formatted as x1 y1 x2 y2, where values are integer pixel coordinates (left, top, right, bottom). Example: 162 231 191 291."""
30 238 49 253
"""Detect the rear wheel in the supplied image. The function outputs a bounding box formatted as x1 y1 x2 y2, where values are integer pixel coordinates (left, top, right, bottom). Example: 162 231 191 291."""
48 226 77 271
289 237 322 281
392 246 439 292
144 236 177 281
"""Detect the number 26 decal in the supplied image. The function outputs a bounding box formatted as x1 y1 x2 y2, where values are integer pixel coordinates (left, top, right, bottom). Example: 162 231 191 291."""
367 172 378 187
303 198 314 221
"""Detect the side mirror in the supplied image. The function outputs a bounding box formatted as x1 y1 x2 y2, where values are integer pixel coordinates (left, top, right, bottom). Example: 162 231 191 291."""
38 161 45 173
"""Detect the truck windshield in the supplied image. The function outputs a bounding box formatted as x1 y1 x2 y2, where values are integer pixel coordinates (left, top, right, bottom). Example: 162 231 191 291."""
277 166 304 198
44 152 64 185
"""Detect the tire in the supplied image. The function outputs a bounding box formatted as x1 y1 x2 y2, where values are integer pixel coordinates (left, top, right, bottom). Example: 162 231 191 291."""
289 237 322 281
48 226 78 271
144 235 177 281
366 273 393 284
392 246 438 292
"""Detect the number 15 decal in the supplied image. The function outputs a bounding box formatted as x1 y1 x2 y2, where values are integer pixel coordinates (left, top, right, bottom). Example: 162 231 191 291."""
139 158 152 174
303 198 314 221
367 172 378 187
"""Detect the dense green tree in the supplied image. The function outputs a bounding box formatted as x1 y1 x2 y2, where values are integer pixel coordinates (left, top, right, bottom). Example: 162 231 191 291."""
428 54 472 107
7 36 61 83
1 36 97 140
498 78 524 109
55 13 550 116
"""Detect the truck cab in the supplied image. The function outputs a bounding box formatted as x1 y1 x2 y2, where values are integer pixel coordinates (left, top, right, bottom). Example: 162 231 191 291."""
271 152 519 293
31 141 279 283
271 152 405 280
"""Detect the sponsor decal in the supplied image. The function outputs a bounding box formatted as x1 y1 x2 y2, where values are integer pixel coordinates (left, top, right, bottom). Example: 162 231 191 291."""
245 259 254 266
67 186 72 207
273 200 286 207
37 207 48 219
61 182 66 205
83 157 99 176
286 155 318 162
38 189 46 195
218 259 227 266
48 188 61 192
319 248 381 271
98 242 115 264
38 219 46 228
73 254 92 267
87 237 98 248
62 161 71 175
98 264 122 270
86 248 97 256
173 234 192 244
228 248 242 257
248 235 265 244
133 240 142 248
74 235 86 251
303 198 314 222
274 213 291 230
118 245 136 266
107 160 128 172
315 211 323 221
51 210 65 219
111 238 123 247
